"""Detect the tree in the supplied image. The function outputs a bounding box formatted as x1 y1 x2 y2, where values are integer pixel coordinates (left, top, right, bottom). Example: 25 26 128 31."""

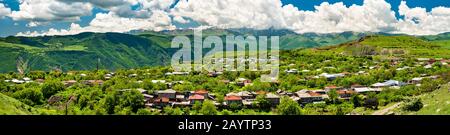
200 100 217 115
120 90 145 112
327 89 339 104
351 94 364 107
12 88 44 106
276 97 302 115
255 95 271 111
215 94 224 105
402 98 423 111
41 80 65 99
192 101 202 112
103 92 118 114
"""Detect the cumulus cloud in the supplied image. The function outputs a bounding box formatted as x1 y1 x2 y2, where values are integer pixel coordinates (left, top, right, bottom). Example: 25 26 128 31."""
0 3 11 18
10 0 92 26
395 1 450 35
13 0 450 36
17 11 175 37
170 0 398 33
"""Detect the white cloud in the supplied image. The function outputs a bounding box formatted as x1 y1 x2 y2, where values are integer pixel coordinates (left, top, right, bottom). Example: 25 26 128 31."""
395 1 450 35
170 0 398 33
14 0 450 36
0 3 11 18
10 0 92 25
17 11 175 37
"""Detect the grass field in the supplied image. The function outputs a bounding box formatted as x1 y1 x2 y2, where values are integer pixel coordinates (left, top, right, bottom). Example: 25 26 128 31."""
394 84 450 115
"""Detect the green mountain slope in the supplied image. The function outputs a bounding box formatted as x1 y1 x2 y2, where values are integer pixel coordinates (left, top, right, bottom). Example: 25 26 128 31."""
0 93 39 115
0 32 171 72
313 35 450 58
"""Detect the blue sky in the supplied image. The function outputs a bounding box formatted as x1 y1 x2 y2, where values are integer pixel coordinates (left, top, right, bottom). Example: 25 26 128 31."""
0 0 449 37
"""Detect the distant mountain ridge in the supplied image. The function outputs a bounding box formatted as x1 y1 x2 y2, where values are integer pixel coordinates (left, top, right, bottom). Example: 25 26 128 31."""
1 29 449 72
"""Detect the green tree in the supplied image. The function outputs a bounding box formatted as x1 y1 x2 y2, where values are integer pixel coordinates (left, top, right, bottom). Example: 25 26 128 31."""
120 90 145 112
200 100 218 115
12 88 44 106
402 98 423 111
351 94 364 107
215 94 224 105
276 97 302 115
327 89 339 104
41 80 65 98
255 95 271 111
192 101 202 112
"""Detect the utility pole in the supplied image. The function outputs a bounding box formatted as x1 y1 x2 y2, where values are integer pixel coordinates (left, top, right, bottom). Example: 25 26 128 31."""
96 56 100 71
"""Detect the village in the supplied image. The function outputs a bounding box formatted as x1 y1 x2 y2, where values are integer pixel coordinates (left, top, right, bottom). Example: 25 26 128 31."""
3 56 449 114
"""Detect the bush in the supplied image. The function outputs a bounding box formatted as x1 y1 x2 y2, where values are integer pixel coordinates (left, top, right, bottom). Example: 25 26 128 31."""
402 98 423 111
41 80 65 99
276 97 302 115
12 88 44 106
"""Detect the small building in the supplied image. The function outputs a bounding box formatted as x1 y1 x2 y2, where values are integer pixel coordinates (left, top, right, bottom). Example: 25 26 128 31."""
265 93 280 106
62 80 77 87
236 78 252 86
157 89 177 100
153 97 170 108
143 94 154 103
354 87 382 93
176 95 186 102
224 95 243 106
324 85 342 91
237 91 254 99
336 90 355 100
295 90 325 104
409 77 423 84
83 80 104 86
188 94 205 105
193 89 209 98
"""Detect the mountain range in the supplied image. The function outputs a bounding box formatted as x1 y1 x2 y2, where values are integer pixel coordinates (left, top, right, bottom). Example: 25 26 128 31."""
0 29 449 72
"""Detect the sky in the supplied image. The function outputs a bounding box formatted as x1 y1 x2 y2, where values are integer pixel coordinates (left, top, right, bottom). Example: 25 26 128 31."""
0 0 449 37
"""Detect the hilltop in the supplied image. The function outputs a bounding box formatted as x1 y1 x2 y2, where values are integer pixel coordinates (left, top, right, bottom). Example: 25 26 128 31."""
0 32 170 72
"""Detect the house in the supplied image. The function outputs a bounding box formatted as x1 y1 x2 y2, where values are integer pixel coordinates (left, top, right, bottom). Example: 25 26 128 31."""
153 97 170 108
188 94 205 105
35 79 45 83
236 91 254 99
193 89 209 98
62 80 77 87
285 69 298 74
351 84 365 89
152 80 166 84
295 90 325 104
336 90 355 99
136 88 147 94
157 89 177 99
236 78 252 86
11 79 24 84
265 93 280 106
221 80 231 84
409 77 423 84
320 73 344 80
83 80 104 86
371 80 406 88
143 94 154 103
324 85 342 91
417 58 430 61
176 95 186 102
353 87 382 93
224 95 243 106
